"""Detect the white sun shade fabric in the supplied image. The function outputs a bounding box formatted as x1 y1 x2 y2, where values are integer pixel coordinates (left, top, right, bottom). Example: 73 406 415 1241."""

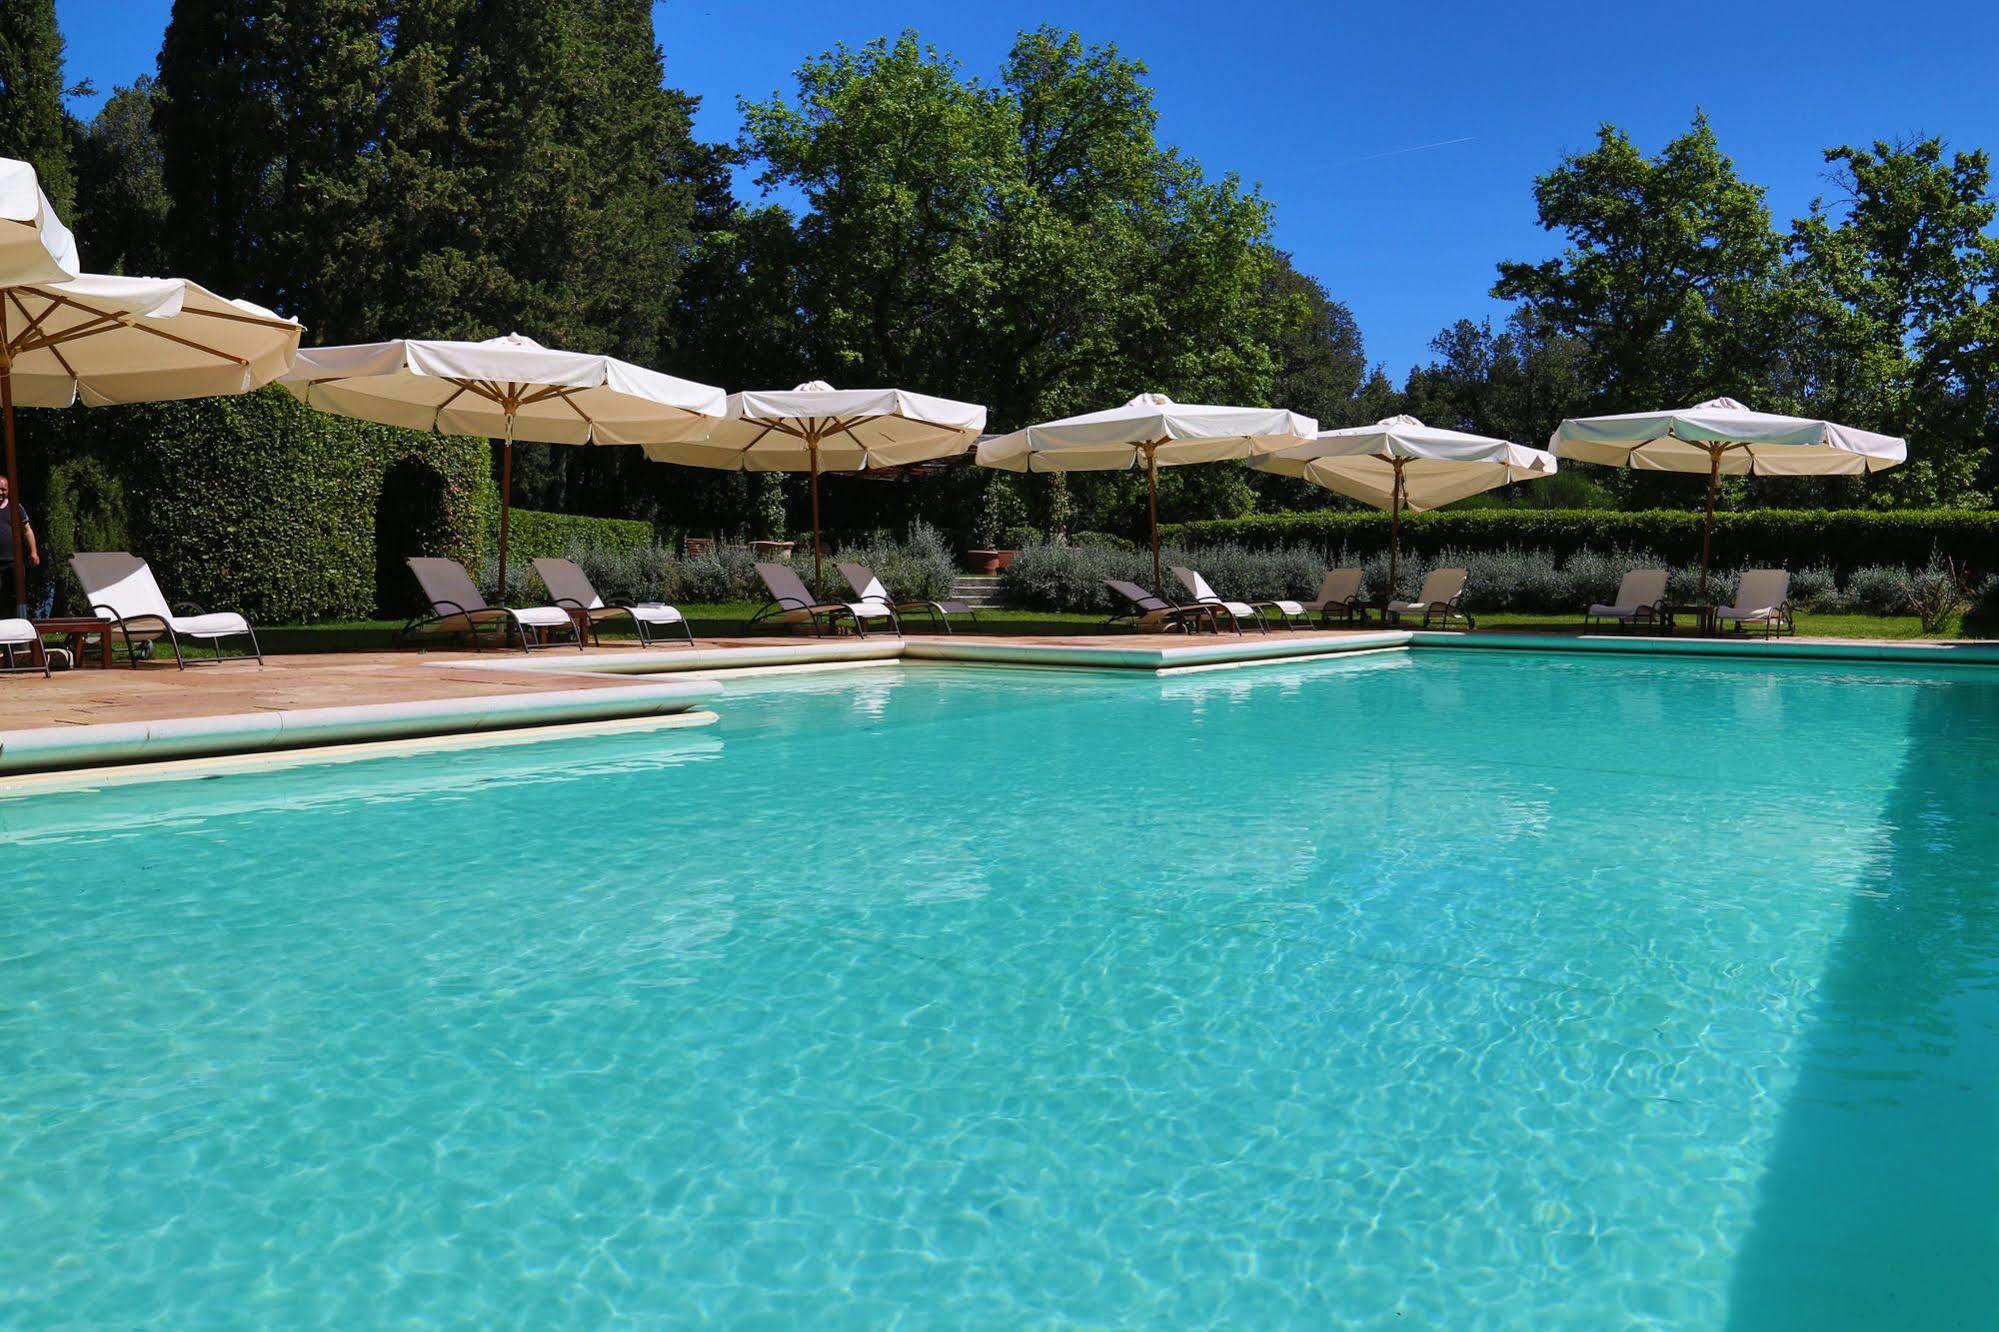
282 333 725 445
1251 415 1557 512
1550 397 1906 476
3 273 302 406
641 381 986 471
976 392 1316 472
0 157 79 285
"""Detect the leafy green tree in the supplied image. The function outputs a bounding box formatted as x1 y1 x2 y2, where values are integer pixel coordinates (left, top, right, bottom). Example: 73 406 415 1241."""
1494 114 1785 412
72 79 171 276
1260 253 1368 426
737 27 1284 533
0 0 78 215
1401 311 1588 447
1784 138 1999 506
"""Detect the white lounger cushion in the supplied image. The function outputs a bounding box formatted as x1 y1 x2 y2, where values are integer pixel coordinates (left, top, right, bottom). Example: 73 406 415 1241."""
0 618 35 644
507 606 573 628
1268 599 1306 616
168 611 251 637
629 603 684 625
847 600 896 620
1588 602 1650 617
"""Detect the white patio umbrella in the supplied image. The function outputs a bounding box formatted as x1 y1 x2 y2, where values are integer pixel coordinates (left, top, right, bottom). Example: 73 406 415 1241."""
641 380 987 596
0 270 303 614
977 392 1317 592
0 158 78 285
282 334 725 594
1550 396 1906 602
1250 415 1557 591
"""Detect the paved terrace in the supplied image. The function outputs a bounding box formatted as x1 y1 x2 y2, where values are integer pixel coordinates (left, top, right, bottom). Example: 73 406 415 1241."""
3 627 1995 778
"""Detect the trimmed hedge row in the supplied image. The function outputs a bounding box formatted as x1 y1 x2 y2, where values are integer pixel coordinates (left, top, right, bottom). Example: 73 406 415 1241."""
26 388 494 622
487 506 654 562
1163 509 1999 576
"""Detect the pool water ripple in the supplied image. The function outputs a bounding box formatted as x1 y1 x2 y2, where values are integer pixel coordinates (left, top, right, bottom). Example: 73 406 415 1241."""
4 653 1998 1327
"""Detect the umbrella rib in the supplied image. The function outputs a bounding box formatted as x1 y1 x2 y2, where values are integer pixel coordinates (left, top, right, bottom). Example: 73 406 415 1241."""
4 289 60 344
19 290 251 366
172 305 301 331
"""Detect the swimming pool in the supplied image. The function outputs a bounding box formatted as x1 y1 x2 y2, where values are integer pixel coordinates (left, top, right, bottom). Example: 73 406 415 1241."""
5 651 1997 1327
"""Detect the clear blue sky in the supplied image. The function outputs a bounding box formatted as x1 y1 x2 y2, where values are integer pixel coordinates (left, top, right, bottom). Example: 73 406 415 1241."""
55 0 1999 380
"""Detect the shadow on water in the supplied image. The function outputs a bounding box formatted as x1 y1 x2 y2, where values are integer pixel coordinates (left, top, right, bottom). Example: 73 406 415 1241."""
1726 673 1999 1329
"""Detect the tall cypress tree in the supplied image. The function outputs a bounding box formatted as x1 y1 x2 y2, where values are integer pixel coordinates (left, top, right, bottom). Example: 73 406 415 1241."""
156 0 389 314
0 0 77 216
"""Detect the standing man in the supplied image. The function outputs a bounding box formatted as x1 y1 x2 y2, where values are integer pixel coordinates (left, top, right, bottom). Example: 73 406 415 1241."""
0 474 39 618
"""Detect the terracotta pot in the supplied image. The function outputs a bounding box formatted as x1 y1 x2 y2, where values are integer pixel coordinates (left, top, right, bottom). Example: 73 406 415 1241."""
750 540 795 561
965 549 1018 575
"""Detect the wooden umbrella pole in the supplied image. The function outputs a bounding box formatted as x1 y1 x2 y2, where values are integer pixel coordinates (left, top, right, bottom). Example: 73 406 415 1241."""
1699 447 1720 608
1388 461 1404 595
496 413 515 601
1 353 23 620
1147 445 1162 594
809 433 823 599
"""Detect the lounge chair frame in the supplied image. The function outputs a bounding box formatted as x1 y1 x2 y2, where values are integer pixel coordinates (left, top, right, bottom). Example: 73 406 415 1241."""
551 598 695 648
400 558 582 654
1582 571 1672 634
89 599 266 669
1712 570 1796 640
746 594 864 638
1302 570 1367 627
748 563 898 638
837 563 978 634
534 556 694 649
0 627 50 677
1714 602 1795 639
399 600 583 654
1103 580 1220 634
1384 570 1476 631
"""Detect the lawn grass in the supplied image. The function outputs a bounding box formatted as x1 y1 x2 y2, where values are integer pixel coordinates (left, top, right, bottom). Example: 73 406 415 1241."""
218 604 1980 655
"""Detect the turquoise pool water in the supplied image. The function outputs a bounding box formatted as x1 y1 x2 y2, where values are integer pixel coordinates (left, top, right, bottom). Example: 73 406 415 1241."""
4 652 1998 1328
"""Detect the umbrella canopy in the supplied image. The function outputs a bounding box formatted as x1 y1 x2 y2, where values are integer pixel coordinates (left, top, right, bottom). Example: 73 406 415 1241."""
1252 415 1556 588
0 270 303 613
282 333 726 594
977 392 1317 591
641 381 987 595
0 157 78 285
1550 396 1906 599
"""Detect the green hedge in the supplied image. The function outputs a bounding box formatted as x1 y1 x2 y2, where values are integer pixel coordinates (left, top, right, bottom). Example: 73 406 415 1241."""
1164 509 1999 575
24 388 493 622
487 506 654 562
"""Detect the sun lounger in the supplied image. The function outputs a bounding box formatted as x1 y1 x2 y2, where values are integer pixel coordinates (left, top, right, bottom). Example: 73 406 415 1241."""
1103 579 1218 633
838 561 977 634
71 551 263 668
1584 569 1670 632
534 558 692 648
1170 566 1291 633
1385 567 1474 630
0 618 48 676
405 556 581 653
1714 568 1794 638
1302 569 1366 626
750 562 899 637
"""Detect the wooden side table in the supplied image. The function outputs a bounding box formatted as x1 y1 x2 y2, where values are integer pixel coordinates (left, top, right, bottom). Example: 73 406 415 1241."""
33 617 116 668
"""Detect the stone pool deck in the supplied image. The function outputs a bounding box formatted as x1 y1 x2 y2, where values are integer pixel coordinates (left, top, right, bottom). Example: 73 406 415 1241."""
3 627 1996 777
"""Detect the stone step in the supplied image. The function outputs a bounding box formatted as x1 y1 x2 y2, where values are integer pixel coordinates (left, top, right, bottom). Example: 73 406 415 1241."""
948 575 1006 607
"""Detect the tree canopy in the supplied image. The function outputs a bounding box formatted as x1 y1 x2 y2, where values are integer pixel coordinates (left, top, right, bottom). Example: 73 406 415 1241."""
3 10 1996 541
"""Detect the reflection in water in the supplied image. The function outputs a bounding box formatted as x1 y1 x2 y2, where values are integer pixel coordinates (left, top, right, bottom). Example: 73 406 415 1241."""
0 729 725 845
1727 674 1999 1329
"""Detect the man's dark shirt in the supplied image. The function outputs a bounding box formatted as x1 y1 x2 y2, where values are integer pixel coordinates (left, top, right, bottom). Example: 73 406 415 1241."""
0 501 27 565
